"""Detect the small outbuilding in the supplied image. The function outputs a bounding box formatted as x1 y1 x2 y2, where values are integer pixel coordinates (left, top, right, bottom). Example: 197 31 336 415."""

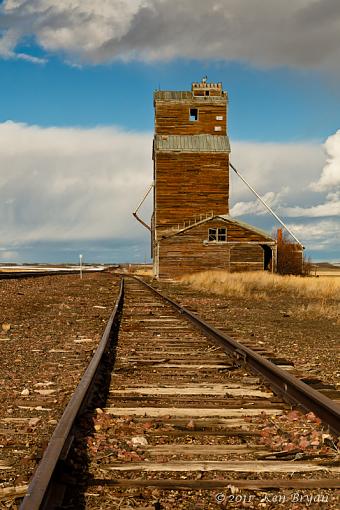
155 215 276 280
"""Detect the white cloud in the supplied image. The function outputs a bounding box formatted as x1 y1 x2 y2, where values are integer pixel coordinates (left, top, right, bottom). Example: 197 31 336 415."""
229 133 340 257
286 219 340 251
230 189 289 217
0 26 47 63
311 130 340 191
230 139 324 206
1 0 340 69
0 121 339 261
15 52 47 64
230 135 340 218
0 28 19 57
0 121 153 247
283 202 340 218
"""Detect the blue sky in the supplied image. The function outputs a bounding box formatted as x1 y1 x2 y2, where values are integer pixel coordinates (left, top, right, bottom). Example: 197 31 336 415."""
1 56 339 141
0 0 339 263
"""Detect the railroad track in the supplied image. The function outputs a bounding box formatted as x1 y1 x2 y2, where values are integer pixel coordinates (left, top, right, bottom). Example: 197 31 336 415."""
0 272 119 508
0 270 101 280
15 277 340 509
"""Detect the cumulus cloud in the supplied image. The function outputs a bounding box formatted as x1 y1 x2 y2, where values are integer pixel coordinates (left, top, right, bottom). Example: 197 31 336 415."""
230 139 325 208
283 201 340 218
230 189 289 217
1 0 340 69
311 130 340 191
231 133 340 218
232 188 340 219
0 121 152 249
286 219 340 251
229 132 340 256
0 121 339 261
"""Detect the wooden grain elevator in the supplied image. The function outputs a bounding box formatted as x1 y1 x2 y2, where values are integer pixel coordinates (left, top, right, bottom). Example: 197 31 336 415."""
152 78 276 279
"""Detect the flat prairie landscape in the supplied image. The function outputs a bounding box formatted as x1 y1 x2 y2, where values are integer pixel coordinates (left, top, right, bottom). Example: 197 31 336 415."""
314 269 340 277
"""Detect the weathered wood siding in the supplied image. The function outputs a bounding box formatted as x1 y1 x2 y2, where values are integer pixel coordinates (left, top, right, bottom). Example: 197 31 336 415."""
158 221 230 279
155 101 226 136
226 221 271 243
158 219 271 279
155 153 229 228
230 245 264 272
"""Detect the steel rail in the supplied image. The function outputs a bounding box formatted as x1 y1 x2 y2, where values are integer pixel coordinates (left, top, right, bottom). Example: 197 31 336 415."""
20 278 124 510
134 276 340 435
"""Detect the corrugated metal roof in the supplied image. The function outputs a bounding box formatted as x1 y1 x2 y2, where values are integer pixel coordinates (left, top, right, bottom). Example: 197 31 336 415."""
154 91 227 102
155 135 230 153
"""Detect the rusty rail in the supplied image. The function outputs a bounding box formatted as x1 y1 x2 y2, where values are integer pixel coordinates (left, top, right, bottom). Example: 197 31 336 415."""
20 278 124 510
135 277 340 435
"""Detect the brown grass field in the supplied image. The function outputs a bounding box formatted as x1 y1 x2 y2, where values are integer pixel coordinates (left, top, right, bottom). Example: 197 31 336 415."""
180 270 340 322
313 267 340 277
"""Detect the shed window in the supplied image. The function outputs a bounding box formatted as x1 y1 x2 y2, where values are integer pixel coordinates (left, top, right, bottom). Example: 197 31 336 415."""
189 108 198 121
208 227 227 242
218 228 227 241
214 126 222 131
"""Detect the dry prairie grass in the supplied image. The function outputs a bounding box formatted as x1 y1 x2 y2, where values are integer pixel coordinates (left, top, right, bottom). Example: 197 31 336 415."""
180 271 340 323
181 270 340 300
180 271 263 299
134 267 153 276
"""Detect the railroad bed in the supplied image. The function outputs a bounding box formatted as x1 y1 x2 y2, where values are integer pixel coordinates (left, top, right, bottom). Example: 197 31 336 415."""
55 277 338 510
14 276 340 509
0 273 119 507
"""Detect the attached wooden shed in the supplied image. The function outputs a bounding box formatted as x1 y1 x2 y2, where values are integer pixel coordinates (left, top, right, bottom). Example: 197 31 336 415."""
155 215 276 280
